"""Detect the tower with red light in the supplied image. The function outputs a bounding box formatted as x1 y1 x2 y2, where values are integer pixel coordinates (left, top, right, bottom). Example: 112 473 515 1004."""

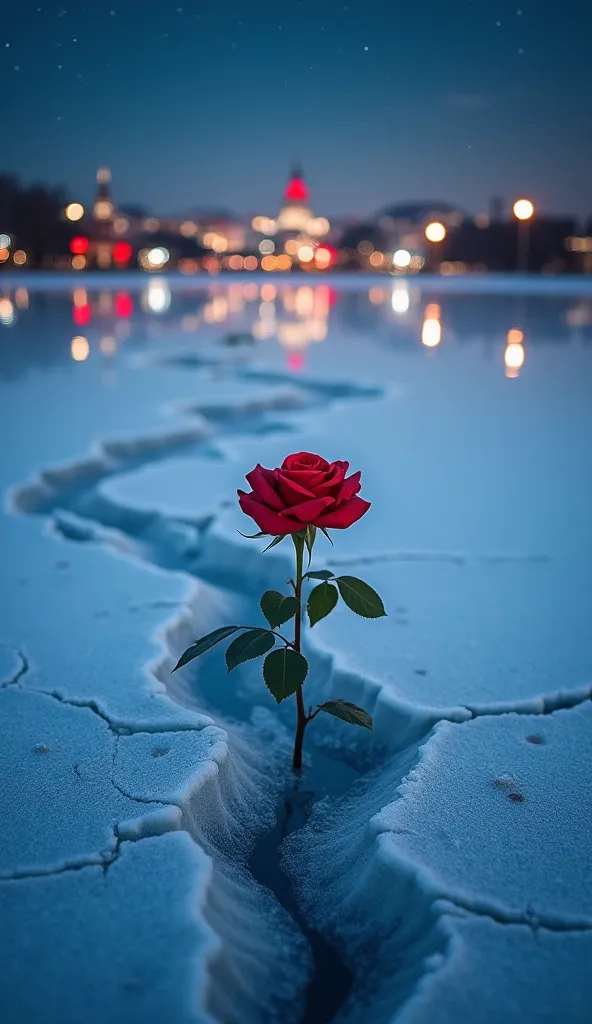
277 165 313 233
93 168 115 230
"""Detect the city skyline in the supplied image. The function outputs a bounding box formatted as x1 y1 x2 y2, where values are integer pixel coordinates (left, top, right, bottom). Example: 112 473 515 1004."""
2 1 592 219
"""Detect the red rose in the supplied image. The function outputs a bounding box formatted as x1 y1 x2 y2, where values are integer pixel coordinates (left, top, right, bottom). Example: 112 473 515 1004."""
238 451 371 535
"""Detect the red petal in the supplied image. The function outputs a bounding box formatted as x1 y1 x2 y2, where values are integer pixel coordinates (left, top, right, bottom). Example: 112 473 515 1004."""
314 461 350 496
335 470 361 505
245 464 285 510
315 496 371 529
281 495 335 523
282 452 329 472
275 471 316 506
238 491 301 534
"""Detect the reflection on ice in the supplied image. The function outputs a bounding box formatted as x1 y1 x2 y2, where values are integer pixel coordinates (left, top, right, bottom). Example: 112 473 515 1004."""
142 278 171 313
391 281 410 313
504 327 526 377
1 280 592 383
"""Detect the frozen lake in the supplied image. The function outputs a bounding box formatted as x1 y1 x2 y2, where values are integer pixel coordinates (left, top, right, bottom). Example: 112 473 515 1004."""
1 275 591 1024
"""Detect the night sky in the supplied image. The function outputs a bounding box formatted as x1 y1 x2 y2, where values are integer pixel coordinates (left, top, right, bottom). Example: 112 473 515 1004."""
2 1 591 219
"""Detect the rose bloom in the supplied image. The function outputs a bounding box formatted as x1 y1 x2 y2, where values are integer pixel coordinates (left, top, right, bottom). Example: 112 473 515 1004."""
238 452 371 535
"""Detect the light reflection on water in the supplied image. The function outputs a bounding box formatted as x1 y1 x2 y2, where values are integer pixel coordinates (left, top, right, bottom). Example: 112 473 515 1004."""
1 281 592 381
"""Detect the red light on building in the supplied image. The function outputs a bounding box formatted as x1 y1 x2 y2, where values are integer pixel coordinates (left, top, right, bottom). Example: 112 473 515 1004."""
314 245 337 269
284 177 308 203
112 241 133 264
114 292 133 318
73 304 91 326
70 236 90 255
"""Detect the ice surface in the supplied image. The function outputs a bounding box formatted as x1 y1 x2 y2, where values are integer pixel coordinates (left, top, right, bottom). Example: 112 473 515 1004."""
396 913 592 1024
0 687 174 878
3 283 592 1023
0 832 215 1024
380 704 592 924
284 705 592 1022
0 517 209 730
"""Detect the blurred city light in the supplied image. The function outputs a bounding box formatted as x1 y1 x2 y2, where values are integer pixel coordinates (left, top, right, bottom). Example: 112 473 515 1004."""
393 249 411 269
314 245 336 269
71 335 90 361
71 255 87 270
0 247 9 263
259 239 275 255
70 236 90 255
391 283 410 313
308 216 330 236
507 328 524 345
425 221 446 243
14 288 29 309
368 250 384 267
146 246 170 269
513 199 534 221
297 245 314 263
112 241 133 264
94 200 114 220
0 233 11 249
0 298 15 325
13 249 27 265
113 217 130 235
65 203 84 222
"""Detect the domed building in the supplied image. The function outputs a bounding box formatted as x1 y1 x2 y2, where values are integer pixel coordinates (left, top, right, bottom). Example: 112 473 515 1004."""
277 167 313 233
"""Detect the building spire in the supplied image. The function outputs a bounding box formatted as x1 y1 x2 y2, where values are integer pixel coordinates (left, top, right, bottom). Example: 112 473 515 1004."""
284 165 308 203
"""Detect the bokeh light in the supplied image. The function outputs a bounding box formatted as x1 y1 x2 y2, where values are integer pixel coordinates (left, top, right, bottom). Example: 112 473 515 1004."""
71 335 90 361
146 246 170 269
65 203 84 222
391 283 410 314
425 221 446 243
393 249 411 269
513 199 534 221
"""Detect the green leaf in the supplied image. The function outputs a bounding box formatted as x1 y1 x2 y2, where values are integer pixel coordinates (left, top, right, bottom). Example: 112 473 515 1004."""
307 582 339 627
317 699 373 730
262 534 287 553
263 648 308 703
304 524 316 567
304 569 335 581
238 530 268 539
260 590 300 628
335 576 387 619
319 526 334 546
225 628 275 672
172 626 241 672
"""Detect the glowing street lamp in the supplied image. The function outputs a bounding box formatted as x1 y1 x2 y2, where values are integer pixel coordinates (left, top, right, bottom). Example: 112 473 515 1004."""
424 222 447 272
65 202 85 222
425 221 446 243
513 198 534 272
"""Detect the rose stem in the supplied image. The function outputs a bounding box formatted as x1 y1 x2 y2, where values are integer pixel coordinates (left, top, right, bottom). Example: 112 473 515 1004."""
292 532 307 773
